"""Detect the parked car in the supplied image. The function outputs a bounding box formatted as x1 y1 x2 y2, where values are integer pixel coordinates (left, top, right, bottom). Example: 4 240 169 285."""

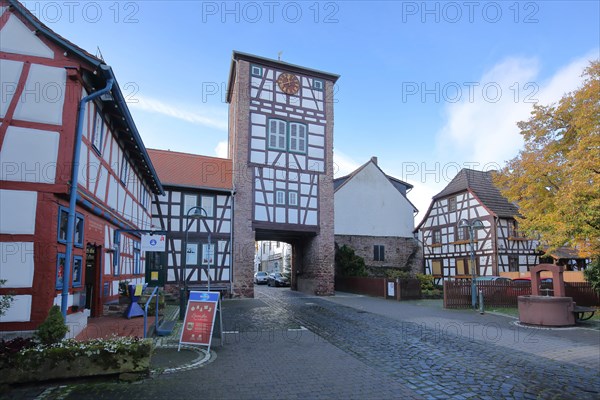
474 276 512 283
254 271 269 285
267 272 290 287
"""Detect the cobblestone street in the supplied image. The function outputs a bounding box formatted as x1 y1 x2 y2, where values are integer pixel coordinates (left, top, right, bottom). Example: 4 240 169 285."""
11 287 600 400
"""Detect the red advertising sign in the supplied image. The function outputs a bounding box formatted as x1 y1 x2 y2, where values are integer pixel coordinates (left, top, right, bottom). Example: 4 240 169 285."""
179 291 219 348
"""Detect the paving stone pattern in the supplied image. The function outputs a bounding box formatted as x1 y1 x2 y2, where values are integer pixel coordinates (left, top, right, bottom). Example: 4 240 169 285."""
10 287 600 400
255 288 600 400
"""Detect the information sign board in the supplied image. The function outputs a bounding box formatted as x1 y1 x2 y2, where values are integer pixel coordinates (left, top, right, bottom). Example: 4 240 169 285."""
141 234 166 252
179 291 220 350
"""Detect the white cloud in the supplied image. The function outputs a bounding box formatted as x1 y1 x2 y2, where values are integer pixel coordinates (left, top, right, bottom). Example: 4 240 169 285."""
333 150 361 177
129 95 228 131
435 51 597 166
407 181 439 225
215 141 228 158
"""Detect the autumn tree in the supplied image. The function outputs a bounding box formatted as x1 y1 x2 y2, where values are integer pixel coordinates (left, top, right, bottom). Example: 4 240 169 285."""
494 60 600 260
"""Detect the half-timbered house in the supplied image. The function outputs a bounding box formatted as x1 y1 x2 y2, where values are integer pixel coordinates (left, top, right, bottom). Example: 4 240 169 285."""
0 1 162 336
147 149 233 294
416 168 539 283
334 157 422 274
227 51 339 296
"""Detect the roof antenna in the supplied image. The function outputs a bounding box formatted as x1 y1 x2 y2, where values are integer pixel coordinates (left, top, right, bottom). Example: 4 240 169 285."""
96 46 105 61
278 51 283 61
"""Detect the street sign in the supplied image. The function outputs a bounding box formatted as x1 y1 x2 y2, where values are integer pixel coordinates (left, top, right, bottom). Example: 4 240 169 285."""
179 291 220 352
141 234 166 252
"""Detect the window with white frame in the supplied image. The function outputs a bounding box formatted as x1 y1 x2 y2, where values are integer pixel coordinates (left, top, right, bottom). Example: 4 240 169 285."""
91 112 104 153
448 196 456 211
268 119 287 150
201 196 214 217
288 191 298 206
289 123 307 154
183 194 197 215
202 243 215 265
186 243 198 265
141 186 148 209
433 229 442 244
276 190 285 205
120 156 129 184
251 65 263 77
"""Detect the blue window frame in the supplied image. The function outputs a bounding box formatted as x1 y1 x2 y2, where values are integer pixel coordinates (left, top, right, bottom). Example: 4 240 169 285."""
58 206 84 247
134 242 141 275
72 256 83 287
56 253 66 290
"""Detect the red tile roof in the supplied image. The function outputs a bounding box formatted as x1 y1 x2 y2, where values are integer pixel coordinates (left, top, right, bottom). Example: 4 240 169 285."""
147 149 232 191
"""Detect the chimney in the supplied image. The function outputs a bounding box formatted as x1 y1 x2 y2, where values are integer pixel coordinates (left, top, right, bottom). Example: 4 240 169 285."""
371 156 378 165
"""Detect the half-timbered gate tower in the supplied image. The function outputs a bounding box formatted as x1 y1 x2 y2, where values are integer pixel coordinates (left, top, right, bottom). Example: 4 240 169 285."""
227 52 339 297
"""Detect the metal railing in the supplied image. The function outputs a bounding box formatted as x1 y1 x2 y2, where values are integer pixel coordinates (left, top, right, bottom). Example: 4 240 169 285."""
143 286 160 338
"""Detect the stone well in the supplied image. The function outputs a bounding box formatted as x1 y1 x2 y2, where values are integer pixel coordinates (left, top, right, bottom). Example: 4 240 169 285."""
517 264 575 327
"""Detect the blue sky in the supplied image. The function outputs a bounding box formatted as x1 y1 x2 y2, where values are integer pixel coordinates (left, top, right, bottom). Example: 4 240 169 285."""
23 0 600 222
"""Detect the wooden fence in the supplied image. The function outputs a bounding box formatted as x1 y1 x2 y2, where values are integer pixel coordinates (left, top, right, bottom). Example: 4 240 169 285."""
444 281 599 309
335 277 385 297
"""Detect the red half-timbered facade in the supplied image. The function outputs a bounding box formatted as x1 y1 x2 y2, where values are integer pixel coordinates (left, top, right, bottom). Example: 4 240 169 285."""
0 1 162 336
416 169 539 283
147 149 233 292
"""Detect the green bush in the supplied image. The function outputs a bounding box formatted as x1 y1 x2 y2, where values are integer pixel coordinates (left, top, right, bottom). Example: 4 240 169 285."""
583 257 600 293
416 274 436 291
385 269 411 280
335 244 367 277
35 305 69 345
0 279 14 317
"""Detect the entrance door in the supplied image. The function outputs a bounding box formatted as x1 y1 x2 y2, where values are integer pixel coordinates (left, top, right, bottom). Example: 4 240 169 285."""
85 244 103 317
145 251 167 287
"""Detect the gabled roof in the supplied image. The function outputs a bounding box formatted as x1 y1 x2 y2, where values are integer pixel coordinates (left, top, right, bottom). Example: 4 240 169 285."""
333 157 417 212
147 149 232 191
433 168 519 218
7 0 163 194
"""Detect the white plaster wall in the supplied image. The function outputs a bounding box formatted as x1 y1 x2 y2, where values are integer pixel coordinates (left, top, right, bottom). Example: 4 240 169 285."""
0 14 53 58
0 295 31 322
0 126 59 183
0 59 23 118
0 190 37 234
335 162 415 237
0 242 34 287
13 64 65 125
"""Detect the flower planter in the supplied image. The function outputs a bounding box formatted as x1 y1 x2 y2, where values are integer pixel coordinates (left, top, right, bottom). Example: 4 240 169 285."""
0 338 153 384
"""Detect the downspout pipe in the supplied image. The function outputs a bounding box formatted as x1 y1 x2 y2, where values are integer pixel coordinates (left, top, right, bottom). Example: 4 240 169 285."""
61 67 114 317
